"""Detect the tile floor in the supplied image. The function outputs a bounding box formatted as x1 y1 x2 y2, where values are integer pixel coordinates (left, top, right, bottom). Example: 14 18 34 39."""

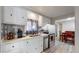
43 40 75 53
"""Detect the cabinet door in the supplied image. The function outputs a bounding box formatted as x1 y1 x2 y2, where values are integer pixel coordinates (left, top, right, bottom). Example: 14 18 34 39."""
3 7 27 25
19 40 28 53
1 42 20 53
42 17 51 26
25 39 36 53
43 37 48 49
3 7 15 24
13 7 27 25
30 37 43 53
18 39 34 53
34 37 43 52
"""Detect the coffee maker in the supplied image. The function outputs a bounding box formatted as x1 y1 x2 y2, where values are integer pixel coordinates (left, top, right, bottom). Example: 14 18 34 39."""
17 28 23 38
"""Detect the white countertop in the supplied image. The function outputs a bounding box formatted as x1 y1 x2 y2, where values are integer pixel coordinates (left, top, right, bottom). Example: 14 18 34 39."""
1 33 48 44
40 33 48 37
1 36 33 44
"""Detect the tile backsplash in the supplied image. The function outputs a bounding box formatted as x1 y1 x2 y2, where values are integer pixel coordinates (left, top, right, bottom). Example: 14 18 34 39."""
1 23 24 39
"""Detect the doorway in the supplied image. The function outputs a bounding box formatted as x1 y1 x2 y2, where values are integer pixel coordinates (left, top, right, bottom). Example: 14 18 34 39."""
55 17 75 45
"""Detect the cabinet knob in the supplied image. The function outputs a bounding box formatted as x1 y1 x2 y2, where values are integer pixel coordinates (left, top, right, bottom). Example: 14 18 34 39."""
10 14 12 16
12 46 14 48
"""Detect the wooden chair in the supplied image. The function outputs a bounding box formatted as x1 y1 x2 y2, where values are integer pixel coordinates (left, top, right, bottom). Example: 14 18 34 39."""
65 31 75 45
60 31 75 45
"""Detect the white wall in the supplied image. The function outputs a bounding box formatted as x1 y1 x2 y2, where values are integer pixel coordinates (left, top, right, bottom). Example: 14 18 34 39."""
75 7 79 52
62 20 75 32
55 17 75 40
0 7 2 40
42 17 51 26
38 15 43 27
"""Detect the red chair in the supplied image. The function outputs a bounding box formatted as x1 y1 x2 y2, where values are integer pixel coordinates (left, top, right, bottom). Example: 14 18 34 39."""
60 31 75 45
65 31 75 45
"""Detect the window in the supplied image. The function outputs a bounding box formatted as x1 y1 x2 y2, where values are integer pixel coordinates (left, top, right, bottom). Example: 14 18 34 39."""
26 19 38 34
26 20 32 31
32 21 38 31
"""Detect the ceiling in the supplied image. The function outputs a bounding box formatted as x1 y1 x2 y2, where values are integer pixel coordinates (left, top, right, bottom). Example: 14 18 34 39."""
22 6 74 18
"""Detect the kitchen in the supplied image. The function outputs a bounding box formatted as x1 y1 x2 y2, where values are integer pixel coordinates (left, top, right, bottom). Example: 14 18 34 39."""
0 7 55 53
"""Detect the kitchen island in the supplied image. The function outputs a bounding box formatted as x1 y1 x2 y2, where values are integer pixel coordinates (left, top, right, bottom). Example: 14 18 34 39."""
0 35 45 53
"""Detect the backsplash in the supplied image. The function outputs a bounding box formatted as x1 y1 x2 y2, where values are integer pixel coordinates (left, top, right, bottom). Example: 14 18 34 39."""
1 23 25 40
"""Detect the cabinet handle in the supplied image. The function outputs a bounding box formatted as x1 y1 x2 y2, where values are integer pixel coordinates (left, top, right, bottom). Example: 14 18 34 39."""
10 14 12 16
12 46 14 48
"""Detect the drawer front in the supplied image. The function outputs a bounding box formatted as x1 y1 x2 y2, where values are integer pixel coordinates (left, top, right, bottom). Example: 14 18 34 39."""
1 42 19 53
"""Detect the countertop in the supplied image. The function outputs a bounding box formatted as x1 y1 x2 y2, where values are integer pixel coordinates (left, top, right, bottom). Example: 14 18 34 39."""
0 33 49 44
1 36 32 44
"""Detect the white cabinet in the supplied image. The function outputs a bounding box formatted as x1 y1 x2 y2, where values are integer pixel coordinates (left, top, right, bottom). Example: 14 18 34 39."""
1 42 20 53
1 36 43 53
42 17 51 26
23 36 43 53
0 7 2 40
19 40 29 53
13 7 27 25
43 37 48 49
3 7 27 25
2 7 51 26
3 7 15 24
33 36 43 52
38 15 51 27
38 15 43 27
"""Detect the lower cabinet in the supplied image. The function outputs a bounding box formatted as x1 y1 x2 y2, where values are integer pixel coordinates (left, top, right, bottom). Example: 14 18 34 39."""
43 37 48 49
27 37 43 53
1 42 20 53
1 36 43 53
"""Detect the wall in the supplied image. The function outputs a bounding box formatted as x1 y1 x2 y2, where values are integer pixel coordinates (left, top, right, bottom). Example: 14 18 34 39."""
55 17 75 40
62 20 75 32
0 7 2 40
51 13 74 25
75 7 79 52
51 19 55 25
42 17 51 26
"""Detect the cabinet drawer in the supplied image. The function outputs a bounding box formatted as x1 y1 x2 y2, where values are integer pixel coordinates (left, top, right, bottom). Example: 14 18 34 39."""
1 42 19 53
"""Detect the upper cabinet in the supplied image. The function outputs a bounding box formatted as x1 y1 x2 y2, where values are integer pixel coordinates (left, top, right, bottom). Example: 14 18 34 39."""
27 11 39 20
13 7 27 25
38 15 43 27
42 17 51 26
3 7 27 25
3 7 15 24
38 15 51 27
2 7 51 26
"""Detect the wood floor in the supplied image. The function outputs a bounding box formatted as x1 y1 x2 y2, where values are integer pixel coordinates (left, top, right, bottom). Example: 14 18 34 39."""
43 40 75 53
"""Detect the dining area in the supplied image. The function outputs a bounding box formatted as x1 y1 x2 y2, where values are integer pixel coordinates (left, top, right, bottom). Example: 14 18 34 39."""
60 31 75 45
55 17 75 45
